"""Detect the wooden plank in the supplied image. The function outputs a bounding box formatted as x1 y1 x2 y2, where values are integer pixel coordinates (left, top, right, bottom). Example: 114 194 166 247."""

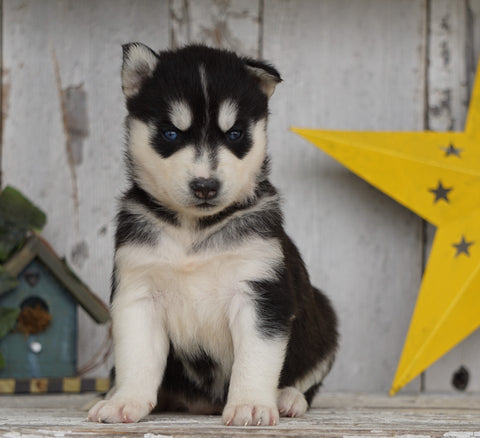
423 0 480 393
472 0 480 71
170 0 261 57
262 0 427 392
2 0 170 377
5 0 478 396
427 0 470 133
2 235 36 276
33 235 110 324
0 393 480 437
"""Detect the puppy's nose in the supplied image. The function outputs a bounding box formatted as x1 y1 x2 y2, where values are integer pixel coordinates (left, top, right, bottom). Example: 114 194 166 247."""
190 178 220 200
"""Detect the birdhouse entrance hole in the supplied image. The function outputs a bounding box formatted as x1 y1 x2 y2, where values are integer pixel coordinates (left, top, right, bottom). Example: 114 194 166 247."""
18 296 52 335
21 296 49 312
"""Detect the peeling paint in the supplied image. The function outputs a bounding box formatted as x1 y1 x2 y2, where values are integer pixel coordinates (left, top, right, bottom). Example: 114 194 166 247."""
71 241 89 269
171 0 258 54
440 40 450 67
197 6 244 52
2 69 11 126
170 0 191 49
440 14 450 32
64 85 89 166
465 0 475 95
1 69 11 185
430 88 455 131
51 48 80 235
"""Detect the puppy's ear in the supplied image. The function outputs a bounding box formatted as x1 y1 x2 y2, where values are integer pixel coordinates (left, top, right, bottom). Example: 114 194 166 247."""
121 42 159 98
244 59 282 98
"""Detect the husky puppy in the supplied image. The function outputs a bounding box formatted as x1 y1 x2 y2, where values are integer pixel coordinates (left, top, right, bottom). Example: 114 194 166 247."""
88 43 338 426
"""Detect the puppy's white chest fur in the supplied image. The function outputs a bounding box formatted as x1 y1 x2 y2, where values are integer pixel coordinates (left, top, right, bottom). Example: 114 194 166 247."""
114 225 283 364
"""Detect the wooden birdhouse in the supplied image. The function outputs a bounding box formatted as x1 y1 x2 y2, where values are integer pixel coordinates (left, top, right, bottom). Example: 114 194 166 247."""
0 186 110 392
0 234 110 379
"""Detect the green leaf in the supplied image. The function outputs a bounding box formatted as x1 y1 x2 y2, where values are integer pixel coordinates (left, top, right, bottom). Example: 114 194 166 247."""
0 266 18 295
0 351 5 370
0 186 47 262
0 307 20 339
0 226 25 262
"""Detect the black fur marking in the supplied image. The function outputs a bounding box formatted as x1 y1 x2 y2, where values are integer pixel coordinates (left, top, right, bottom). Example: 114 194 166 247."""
197 198 256 229
197 167 278 230
193 179 282 253
194 200 280 251
114 208 159 248
304 383 321 406
124 184 179 227
279 284 338 389
161 346 227 405
243 58 282 83
110 265 119 304
250 274 294 338
185 351 217 387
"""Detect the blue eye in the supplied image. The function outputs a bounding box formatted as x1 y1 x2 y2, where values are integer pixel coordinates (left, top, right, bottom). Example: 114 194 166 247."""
227 129 243 141
163 130 178 141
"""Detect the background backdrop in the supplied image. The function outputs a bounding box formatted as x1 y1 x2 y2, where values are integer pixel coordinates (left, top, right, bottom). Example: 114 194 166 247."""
1 0 479 394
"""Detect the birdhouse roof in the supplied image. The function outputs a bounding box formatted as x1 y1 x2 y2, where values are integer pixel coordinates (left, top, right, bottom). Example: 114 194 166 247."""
1 233 110 324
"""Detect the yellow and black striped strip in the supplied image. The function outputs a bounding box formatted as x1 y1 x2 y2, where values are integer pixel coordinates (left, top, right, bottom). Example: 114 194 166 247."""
0 377 110 394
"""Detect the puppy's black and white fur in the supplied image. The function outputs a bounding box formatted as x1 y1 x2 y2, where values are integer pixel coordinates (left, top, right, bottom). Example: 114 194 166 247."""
88 43 338 426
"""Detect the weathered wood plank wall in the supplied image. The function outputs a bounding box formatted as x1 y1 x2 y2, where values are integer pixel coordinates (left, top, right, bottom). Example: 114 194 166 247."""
422 0 480 393
1 0 479 394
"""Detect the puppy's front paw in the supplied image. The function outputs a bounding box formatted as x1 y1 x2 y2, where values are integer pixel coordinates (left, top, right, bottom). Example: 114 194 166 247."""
87 397 154 423
222 403 279 426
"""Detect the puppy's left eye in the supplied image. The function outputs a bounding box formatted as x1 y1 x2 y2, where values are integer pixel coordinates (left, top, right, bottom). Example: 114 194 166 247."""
163 130 178 141
226 129 243 141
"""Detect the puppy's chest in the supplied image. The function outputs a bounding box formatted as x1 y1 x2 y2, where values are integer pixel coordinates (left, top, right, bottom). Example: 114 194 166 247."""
155 237 232 353
134 229 282 354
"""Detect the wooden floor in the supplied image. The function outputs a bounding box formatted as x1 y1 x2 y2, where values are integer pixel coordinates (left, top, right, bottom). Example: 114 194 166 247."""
0 392 479 437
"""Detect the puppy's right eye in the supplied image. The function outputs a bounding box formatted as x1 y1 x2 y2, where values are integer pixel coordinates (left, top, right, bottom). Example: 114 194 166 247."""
163 130 178 141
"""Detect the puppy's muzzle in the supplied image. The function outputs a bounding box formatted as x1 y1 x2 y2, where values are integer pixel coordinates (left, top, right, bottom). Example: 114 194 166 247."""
190 177 220 200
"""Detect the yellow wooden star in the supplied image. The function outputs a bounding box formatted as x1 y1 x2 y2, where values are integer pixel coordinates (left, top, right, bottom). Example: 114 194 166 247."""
292 60 480 395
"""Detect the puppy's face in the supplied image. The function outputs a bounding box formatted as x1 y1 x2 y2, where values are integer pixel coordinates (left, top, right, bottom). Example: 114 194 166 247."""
122 44 281 217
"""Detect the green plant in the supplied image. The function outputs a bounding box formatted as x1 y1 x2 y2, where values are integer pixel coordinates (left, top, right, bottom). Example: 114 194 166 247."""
0 186 46 262
0 307 20 369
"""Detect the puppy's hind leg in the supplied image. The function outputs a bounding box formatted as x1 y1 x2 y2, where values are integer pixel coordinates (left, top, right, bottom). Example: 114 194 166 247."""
277 387 308 418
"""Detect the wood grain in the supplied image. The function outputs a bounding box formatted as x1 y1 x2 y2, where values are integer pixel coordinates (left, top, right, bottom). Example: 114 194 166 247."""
1 393 479 437
423 0 480 393
262 0 427 392
171 0 261 57
1 0 479 394
1 0 170 377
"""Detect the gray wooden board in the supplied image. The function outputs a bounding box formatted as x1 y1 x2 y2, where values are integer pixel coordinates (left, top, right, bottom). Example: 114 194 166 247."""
262 0 426 392
2 0 170 377
0 393 480 437
2 0 480 395
423 0 480 393
170 0 261 57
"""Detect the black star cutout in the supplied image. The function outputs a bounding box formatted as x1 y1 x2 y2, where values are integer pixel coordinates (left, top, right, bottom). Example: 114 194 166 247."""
428 180 453 203
452 236 474 257
441 143 462 157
